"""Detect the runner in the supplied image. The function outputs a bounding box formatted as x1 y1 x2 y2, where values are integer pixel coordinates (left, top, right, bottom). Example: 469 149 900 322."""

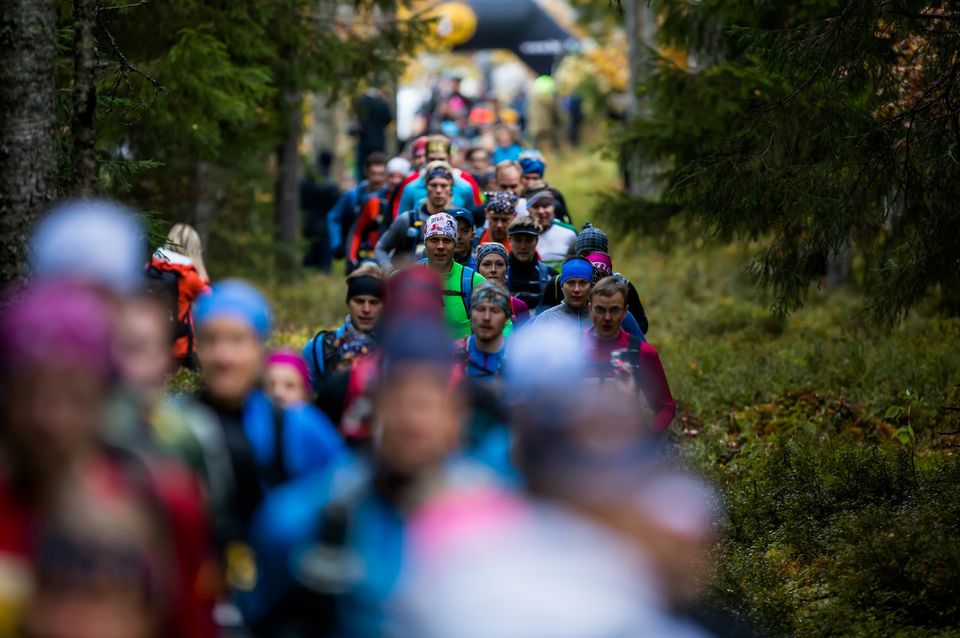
465 144 493 190
345 156 411 271
491 124 522 164
264 349 315 408
475 242 530 324
454 280 511 382
528 190 576 267
191 281 345 569
585 277 675 433
328 152 388 260
449 207 478 270
534 257 644 336
148 223 210 368
421 212 487 340
479 191 518 250
302 263 384 388
245 307 473 638
392 135 483 220
505 217 556 312
520 153 572 225
540 223 650 333
376 161 455 272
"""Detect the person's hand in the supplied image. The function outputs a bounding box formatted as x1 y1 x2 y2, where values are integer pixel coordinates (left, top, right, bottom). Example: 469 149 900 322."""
611 361 637 396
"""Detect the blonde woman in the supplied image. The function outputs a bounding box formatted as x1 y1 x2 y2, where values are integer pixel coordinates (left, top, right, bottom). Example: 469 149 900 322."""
148 223 210 366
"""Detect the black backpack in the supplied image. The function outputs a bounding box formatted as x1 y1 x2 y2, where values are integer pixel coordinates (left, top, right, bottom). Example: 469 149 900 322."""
145 264 191 342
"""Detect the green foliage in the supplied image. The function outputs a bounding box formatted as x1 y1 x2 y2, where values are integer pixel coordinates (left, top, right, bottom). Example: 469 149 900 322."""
54 0 425 264
710 429 960 637
609 1 960 324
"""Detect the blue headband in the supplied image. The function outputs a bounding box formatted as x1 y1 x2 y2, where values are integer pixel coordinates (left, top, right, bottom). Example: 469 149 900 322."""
193 280 272 341
560 258 594 286
519 157 545 177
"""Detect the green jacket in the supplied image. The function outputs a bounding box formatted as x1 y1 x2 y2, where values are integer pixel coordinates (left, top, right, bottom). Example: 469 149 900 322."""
442 261 487 340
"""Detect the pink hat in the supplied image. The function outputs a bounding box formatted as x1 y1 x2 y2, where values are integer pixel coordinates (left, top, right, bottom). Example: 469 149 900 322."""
266 349 311 391
585 251 613 277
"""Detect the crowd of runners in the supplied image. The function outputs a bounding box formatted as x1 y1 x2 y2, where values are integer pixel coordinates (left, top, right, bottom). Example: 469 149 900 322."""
0 127 732 638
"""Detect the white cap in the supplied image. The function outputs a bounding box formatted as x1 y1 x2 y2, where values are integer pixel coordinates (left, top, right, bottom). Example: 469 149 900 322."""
30 199 145 295
387 156 412 176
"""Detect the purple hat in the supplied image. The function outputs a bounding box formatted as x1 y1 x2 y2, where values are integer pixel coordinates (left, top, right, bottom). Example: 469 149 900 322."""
0 282 113 380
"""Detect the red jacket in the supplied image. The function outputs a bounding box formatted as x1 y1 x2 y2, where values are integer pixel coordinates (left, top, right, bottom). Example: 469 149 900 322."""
150 250 209 359
585 329 677 433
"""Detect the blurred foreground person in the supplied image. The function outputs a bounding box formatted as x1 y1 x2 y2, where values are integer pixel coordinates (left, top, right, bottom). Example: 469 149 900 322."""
393 327 719 638
0 283 117 635
108 293 207 464
313 269 444 447
30 199 145 297
190 281 344 631
21 464 175 638
0 283 216 638
244 297 484 638
264 350 314 409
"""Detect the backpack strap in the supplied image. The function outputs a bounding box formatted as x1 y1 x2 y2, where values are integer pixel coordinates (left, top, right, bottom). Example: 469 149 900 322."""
310 331 325 381
461 267 474 315
537 262 550 295
264 406 288 487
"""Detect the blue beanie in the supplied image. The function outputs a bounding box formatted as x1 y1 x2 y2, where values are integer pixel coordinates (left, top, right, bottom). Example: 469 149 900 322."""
519 157 545 177
193 280 272 340
560 258 594 286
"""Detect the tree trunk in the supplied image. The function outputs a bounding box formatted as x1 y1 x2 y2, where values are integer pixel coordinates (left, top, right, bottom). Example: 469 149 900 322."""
71 0 98 196
0 0 58 288
275 89 302 273
624 0 658 199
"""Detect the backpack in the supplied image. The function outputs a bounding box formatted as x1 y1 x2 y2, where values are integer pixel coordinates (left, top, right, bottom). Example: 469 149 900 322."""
401 212 428 255
309 330 340 382
442 265 476 315
145 264 192 342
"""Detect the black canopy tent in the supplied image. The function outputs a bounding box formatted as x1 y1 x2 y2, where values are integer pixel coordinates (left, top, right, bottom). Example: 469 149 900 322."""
448 0 580 75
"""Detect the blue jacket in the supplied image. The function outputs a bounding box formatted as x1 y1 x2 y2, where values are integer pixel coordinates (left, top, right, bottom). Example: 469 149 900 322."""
243 458 405 638
328 181 383 254
243 390 346 487
621 311 645 340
